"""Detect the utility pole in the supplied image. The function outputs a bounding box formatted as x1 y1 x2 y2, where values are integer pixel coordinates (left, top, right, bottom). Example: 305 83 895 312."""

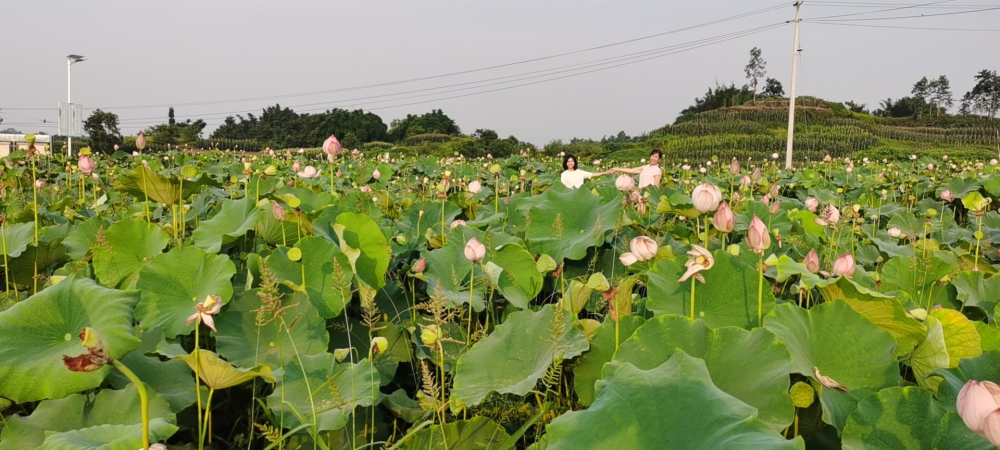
784 2 802 170
66 54 85 158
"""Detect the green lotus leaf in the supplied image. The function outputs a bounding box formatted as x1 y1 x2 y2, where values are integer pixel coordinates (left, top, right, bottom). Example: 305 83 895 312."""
887 212 924 240
764 301 899 391
135 246 236 338
215 289 329 370
880 253 954 309
0 222 36 259
265 237 354 318
543 351 803 449
333 212 390 289
62 217 108 260
255 199 305 246
911 315 950 390
0 276 140 403
962 191 989 212
612 315 794 430
491 244 543 309
0 384 177 450
420 231 488 310
92 218 169 289
397 416 511 450
266 353 380 432
820 276 926 357
108 350 199 413
524 183 622 263
930 308 982 368
953 270 1000 314
115 164 216 205
177 350 275 390
646 249 776 329
573 316 645 407
192 196 261 253
841 386 992 450
451 305 589 410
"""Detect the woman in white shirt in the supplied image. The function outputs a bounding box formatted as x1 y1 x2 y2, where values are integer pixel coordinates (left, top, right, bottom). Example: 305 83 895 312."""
611 150 663 188
560 154 611 189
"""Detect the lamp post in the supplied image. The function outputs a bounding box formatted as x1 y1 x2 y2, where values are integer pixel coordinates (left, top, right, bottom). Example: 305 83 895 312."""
67 54 85 158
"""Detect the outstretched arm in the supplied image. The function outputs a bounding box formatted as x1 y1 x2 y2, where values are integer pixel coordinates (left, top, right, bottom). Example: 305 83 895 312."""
611 167 643 175
591 171 612 177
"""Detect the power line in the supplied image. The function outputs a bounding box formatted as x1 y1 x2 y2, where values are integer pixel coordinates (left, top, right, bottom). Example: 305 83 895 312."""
809 5 1000 20
807 0 960 20
810 1 996 8
809 21 1000 29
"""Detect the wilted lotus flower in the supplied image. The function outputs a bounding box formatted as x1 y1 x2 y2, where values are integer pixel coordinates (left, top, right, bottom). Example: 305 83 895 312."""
678 244 714 284
747 215 771 253
730 159 740 175
630 236 658 262
805 197 819 213
832 254 856 278
619 252 638 267
421 324 441 346
292 161 302 173
373 169 381 180
615 174 635 191
941 190 954 201
323 135 343 158
273 202 286 221
888 227 901 238
450 219 467 228
814 367 848 392
804 249 820 274
136 132 147 151
186 295 223 332
957 380 1000 444
78 155 96 175
815 205 841 227
740 175 752 187
630 190 641 203
411 258 427 274
712 201 735 233
297 166 320 178
464 237 486 262
468 180 482 194
691 183 723 214
371 337 388 355
62 327 110 373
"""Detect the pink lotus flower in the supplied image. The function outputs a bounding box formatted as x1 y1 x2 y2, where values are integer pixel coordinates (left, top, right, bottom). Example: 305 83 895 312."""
468 180 482 194
619 252 638 266
740 175 752 187
678 244 714 284
450 220 467 228
78 155 96 175
273 202 286 221
712 201 735 233
292 161 302 173
815 205 841 227
832 254 856 278
747 215 771 253
805 197 819 213
691 183 722 214
297 166 320 178
630 236 658 261
323 135 343 158
730 159 740 175
34 179 45 189
888 227 901 238
941 190 954 201
957 380 1000 444
464 237 486 262
373 169 381 180
615 174 635 191
186 295 223 332
804 249 820 274
135 132 147 151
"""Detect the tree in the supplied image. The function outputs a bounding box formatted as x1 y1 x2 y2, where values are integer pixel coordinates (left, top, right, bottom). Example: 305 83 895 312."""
844 101 867 114
762 78 784 97
387 109 460 141
83 109 123 153
744 47 767 104
964 70 1000 119
675 83 754 123
143 108 206 147
168 107 176 126
911 77 932 119
928 75 954 118
873 97 924 118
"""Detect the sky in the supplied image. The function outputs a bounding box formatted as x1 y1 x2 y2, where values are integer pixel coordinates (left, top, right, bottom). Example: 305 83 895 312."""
1 0 998 145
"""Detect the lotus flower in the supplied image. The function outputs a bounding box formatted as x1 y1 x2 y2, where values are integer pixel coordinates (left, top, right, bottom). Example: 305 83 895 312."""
630 236 658 261
747 215 771 253
619 252 638 266
421 324 441 346
796 249 818 274
805 197 819 213
691 183 723 214
615 174 635 191
730 159 740 175
957 380 1000 444
62 327 110 373
292 160 302 173
678 245 714 284
323 135 343 158
815 204 841 227
468 180 482 194
769 199 781 215
373 169 381 180
297 166 320 178
813 367 848 392
450 219 467 228
34 179 44 189
740 175 752 187
135 132 147 151
77 155 97 175
941 190 954 201
273 202 286 221
186 295 223 332
712 201 735 233
371 337 388 355
411 258 427 274
888 227 901 238
751 167 762 181
464 237 486 262
832 254 856 278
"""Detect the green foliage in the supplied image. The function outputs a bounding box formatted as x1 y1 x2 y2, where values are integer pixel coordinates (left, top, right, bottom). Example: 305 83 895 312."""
82 109 123 154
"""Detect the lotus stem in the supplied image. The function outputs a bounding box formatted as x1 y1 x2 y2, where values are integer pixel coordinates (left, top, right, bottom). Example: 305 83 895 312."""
690 277 697 321
467 263 475 346
199 388 215 448
757 255 765 327
194 324 204 450
112 359 150 450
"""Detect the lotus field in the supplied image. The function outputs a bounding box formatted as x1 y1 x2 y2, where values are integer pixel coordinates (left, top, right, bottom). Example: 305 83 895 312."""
6 135 1000 450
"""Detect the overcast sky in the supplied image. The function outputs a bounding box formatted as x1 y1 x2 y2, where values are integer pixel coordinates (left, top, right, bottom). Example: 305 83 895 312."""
2 1 997 145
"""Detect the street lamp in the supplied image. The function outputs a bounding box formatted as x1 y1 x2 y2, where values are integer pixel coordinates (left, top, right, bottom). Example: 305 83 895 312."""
67 54 85 158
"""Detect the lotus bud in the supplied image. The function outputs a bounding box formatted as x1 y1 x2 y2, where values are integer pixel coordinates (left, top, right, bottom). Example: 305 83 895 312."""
957 380 1000 444
832 254 856 278
615 174 635 191
421 324 441 347
747 215 771 252
371 337 388 355
323 135 343 157
468 180 482 194
888 227 901 238
712 201 735 233
77 155 96 176
941 190 953 201
740 175 752 187
264 165 277 176
804 249 820 273
273 202 286 221
630 236 658 262
805 197 819 213
619 252 638 267
691 183 723 214
769 183 780 198
751 167 762 181
373 169 381 180
730 159 740 175
769 198 780 215
464 237 486 262
412 258 427 274
35 179 45 189
450 219 467 228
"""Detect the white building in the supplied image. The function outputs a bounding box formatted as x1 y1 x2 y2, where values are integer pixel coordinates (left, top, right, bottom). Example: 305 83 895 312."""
0 134 53 157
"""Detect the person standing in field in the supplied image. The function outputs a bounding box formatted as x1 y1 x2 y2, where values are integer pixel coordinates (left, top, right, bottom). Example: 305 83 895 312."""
611 149 663 188
560 154 611 189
